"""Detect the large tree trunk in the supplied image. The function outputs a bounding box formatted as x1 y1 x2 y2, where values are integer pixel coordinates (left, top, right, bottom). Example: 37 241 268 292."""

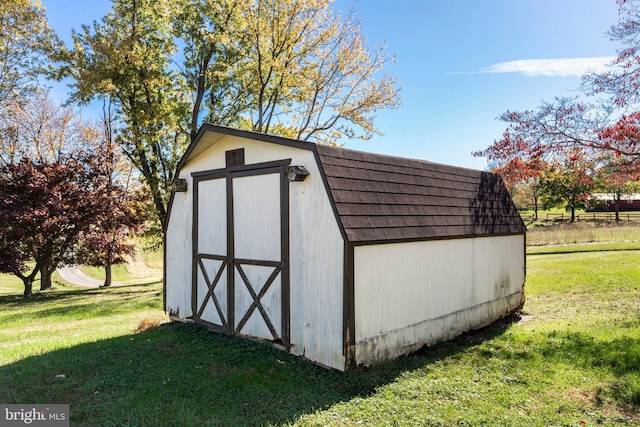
23 277 34 298
40 267 52 291
570 201 576 223
17 269 38 297
103 263 112 287
615 194 621 222
40 265 56 291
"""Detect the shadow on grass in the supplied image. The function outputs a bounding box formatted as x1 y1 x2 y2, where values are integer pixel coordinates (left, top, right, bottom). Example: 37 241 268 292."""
0 281 162 307
0 282 161 305
540 330 640 406
4 305 637 425
0 316 520 427
0 284 162 323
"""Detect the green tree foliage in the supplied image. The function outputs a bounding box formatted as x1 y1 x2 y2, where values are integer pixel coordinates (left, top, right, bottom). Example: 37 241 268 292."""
61 0 401 230
61 0 187 229
238 0 400 143
539 153 595 223
0 0 61 109
173 0 249 139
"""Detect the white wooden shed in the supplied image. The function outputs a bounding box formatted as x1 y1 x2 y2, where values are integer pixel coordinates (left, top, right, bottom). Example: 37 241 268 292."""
164 124 526 370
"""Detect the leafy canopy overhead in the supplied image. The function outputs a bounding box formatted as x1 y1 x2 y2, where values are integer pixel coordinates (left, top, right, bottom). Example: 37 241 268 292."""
60 0 401 229
62 0 187 229
172 0 400 143
0 0 61 109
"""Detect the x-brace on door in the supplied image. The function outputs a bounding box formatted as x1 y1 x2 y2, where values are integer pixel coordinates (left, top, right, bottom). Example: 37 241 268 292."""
192 159 291 350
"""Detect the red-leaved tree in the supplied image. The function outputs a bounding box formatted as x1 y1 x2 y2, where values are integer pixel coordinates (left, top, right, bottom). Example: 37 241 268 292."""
473 97 608 168
475 0 640 179
491 157 547 219
75 189 146 287
0 150 136 296
74 104 147 287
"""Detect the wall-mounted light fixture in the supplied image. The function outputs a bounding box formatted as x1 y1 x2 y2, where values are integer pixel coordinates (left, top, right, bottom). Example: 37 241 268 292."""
286 165 310 182
172 178 188 192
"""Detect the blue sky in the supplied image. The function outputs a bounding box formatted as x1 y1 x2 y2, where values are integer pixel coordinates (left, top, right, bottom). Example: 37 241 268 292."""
41 0 620 169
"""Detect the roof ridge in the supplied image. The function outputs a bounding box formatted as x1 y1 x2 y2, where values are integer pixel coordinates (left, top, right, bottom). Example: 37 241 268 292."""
316 144 487 175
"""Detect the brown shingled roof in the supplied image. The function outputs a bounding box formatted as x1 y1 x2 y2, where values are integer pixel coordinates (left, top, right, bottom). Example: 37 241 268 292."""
315 144 526 244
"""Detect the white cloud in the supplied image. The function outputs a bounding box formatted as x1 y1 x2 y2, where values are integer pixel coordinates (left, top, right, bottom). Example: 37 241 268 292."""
472 57 616 77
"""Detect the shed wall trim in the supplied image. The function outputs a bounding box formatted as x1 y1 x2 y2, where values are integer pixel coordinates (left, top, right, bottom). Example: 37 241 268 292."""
343 242 355 369
353 234 525 367
355 291 524 367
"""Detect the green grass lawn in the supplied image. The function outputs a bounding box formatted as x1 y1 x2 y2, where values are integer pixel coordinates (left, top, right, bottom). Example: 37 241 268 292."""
0 272 27 295
1 249 639 426
527 222 640 247
79 247 163 285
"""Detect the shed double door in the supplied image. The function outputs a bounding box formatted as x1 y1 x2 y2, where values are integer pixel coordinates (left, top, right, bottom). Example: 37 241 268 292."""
192 161 290 349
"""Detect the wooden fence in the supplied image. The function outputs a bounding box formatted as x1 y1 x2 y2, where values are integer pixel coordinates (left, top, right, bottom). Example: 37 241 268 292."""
539 212 640 222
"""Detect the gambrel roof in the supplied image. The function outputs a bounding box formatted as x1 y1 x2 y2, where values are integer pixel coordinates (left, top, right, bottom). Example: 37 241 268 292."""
178 125 526 245
315 145 526 244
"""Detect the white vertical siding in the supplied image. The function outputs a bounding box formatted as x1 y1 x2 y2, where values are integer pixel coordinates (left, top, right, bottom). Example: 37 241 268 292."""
165 137 228 320
353 234 525 366
195 178 228 327
288 167 345 370
165 135 345 370
165 190 193 319
232 172 282 341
